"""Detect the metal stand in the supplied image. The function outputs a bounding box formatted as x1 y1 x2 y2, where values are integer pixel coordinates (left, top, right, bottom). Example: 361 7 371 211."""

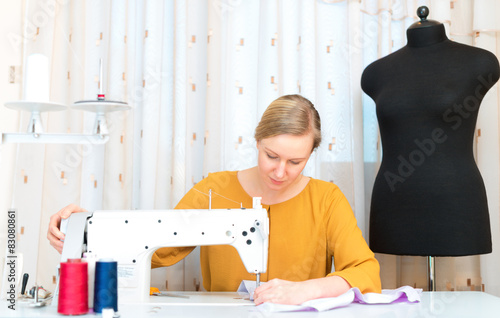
1 100 130 144
28 285 47 307
2 59 130 145
427 256 436 291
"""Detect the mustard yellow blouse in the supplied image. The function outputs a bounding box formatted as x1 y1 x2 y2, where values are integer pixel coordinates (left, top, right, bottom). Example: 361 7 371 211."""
152 171 381 293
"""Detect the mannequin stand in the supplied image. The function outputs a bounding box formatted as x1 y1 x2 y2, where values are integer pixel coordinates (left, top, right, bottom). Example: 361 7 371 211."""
427 256 436 291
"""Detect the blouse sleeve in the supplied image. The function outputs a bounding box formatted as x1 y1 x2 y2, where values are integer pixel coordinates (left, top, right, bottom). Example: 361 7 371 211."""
325 187 381 293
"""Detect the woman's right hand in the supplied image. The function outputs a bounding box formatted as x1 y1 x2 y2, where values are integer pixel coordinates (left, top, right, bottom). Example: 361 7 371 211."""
47 204 87 254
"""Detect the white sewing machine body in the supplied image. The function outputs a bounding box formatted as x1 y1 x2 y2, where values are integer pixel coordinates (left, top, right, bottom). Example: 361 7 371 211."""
61 205 269 303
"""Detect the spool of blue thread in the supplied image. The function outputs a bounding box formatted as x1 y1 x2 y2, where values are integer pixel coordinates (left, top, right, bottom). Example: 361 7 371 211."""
93 259 118 313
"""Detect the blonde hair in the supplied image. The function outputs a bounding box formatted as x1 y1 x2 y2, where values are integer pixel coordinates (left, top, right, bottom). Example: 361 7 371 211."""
254 94 321 151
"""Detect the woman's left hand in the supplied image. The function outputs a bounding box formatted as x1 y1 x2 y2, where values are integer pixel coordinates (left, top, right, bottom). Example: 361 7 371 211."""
252 276 351 305
253 278 315 305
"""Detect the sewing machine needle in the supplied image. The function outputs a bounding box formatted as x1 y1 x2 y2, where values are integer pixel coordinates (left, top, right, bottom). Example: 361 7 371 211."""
256 273 260 288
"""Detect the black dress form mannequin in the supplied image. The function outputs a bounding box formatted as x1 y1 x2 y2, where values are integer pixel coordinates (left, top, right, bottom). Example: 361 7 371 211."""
362 8 500 256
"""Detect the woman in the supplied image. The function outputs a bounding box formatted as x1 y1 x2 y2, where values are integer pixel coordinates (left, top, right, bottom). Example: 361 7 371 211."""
48 94 381 305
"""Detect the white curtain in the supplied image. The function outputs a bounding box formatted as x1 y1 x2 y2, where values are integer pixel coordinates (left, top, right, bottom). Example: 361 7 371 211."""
0 0 498 296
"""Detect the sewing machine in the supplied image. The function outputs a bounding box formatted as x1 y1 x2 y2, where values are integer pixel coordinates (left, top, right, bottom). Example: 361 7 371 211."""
60 198 269 303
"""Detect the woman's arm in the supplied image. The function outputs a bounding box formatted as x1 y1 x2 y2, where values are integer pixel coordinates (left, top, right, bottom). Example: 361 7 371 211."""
325 187 381 294
254 185 380 305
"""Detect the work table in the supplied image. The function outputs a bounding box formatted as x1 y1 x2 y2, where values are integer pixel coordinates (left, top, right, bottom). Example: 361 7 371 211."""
2 291 500 317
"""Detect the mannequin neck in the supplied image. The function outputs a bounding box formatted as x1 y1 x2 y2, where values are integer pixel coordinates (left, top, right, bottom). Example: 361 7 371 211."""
407 24 448 47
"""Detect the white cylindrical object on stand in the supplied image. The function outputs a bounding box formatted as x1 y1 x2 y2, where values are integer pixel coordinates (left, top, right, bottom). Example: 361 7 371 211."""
24 53 50 102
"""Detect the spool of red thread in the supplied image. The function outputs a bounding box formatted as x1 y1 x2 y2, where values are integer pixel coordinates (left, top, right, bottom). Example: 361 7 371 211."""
58 259 88 315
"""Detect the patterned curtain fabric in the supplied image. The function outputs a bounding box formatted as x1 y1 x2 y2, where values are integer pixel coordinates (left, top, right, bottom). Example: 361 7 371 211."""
0 0 498 296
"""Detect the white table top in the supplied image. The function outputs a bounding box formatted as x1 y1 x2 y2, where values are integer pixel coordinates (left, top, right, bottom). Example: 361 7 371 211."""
2 291 499 317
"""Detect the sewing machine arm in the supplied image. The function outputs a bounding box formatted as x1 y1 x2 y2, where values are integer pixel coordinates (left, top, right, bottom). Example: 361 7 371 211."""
61 208 269 302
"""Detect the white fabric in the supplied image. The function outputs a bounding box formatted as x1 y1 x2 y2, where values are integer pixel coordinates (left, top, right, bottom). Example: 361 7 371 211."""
236 282 422 312
257 286 421 312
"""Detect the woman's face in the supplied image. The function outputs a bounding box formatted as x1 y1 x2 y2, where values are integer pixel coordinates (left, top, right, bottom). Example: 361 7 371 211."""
257 133 314 192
